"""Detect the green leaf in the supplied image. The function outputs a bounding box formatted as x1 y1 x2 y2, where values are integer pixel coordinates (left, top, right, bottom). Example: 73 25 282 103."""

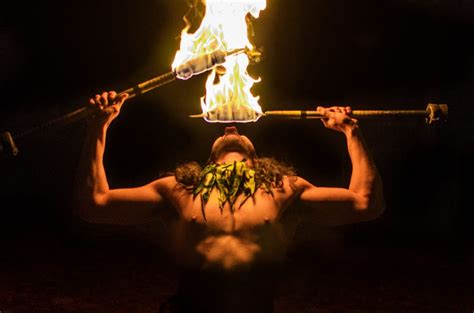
203 172 215 186
200 195 207 221
245 179 255 195
193 161 267 220
202 164 217 175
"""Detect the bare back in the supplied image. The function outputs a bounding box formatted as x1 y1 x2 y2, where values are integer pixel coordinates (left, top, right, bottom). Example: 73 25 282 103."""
164 176 300 273
152 176 300 313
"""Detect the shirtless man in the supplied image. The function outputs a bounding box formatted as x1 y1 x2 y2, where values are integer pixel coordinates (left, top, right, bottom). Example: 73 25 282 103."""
75 91 385 313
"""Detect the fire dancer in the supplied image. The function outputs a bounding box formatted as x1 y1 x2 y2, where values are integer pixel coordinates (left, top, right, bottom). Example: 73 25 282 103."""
75 91 385 313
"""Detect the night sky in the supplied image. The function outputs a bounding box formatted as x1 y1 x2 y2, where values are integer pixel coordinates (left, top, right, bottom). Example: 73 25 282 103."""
1 0 473 312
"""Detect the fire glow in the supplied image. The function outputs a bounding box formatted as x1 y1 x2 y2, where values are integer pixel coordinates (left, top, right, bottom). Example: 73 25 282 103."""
172 0 266 123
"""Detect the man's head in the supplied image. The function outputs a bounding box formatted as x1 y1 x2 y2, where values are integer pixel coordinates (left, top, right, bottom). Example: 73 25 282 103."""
209 126 257 164
174 127 295 190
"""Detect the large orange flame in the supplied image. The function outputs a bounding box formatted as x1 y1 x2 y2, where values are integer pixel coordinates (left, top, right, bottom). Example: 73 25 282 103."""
172 0 266 123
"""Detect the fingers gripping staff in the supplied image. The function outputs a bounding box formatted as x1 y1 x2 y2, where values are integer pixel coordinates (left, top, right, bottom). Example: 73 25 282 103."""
88 91 129 126
317 106 359 133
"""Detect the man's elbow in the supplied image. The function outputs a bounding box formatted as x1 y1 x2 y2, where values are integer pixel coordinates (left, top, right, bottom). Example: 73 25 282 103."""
368 200 385 220
74 194 109 224
356 196 386 221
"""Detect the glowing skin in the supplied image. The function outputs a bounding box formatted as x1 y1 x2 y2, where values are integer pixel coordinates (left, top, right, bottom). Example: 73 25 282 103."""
209 126 256 165
75 92 385 313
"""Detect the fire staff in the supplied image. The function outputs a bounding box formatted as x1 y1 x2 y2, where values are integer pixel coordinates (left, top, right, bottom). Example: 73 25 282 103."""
75 91 385 313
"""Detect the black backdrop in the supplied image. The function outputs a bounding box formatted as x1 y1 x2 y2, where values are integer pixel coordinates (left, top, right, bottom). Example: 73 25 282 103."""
1 0 473 312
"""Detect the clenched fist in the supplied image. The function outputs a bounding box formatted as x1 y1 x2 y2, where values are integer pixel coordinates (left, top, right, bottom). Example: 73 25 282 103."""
88 91 129 126
317 106 358 134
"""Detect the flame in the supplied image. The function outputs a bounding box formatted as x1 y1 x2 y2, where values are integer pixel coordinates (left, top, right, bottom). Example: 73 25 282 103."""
172 0 266 123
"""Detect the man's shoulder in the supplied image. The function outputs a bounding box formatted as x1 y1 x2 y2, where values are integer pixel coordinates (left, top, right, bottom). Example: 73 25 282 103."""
150 175 179 190
281 175 315 194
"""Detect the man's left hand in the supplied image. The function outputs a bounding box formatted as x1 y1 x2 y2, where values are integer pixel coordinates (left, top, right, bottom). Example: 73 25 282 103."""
317 106 358 134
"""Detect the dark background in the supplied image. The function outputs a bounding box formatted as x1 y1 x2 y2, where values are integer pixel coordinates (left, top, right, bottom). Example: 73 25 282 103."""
1 0 473 312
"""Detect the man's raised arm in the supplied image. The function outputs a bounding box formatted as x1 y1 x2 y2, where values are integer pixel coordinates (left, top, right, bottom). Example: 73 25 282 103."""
296 106 385 226
74 91 176 225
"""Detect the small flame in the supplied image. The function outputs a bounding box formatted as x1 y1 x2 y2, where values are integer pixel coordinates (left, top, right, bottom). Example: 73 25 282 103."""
172 0 266 123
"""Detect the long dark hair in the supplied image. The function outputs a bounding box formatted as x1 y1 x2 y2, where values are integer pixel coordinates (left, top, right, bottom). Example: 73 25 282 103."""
174 157 297 192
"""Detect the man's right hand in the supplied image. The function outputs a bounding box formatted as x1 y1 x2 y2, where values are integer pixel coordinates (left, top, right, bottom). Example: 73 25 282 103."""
88 91 129 126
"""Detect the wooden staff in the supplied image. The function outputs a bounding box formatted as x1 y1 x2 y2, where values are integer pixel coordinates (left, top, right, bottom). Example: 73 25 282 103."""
1 49 248 156
190 103 448 125
263 104 448 125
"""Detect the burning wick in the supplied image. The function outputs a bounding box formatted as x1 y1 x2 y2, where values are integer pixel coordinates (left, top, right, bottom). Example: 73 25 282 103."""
174 48 248 80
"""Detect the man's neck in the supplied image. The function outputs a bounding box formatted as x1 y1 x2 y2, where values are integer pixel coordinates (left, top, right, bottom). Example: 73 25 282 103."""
217 152 247 165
